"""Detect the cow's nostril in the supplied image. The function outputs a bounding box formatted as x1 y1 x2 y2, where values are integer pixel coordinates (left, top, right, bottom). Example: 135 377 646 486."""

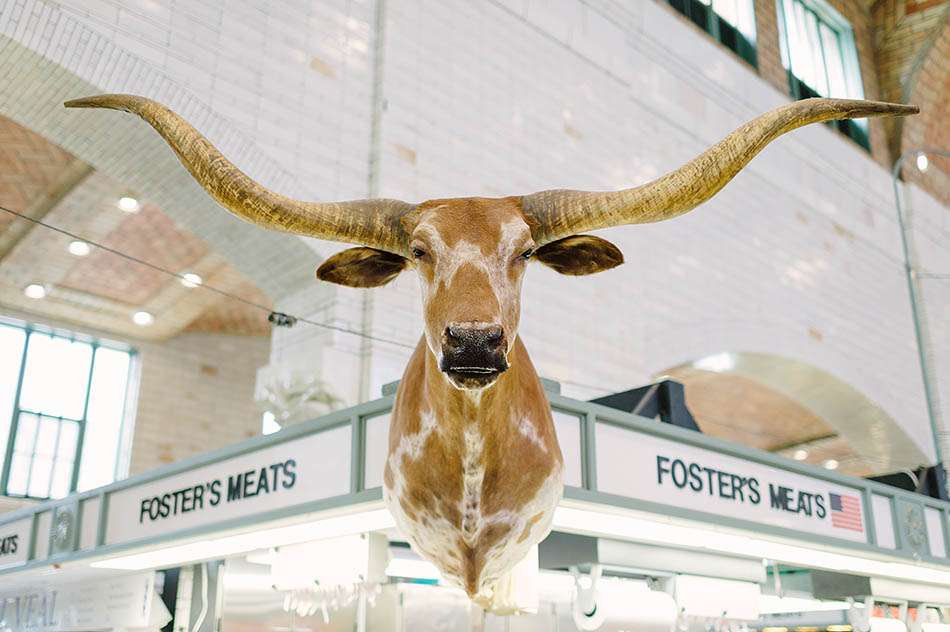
483 326 503 348
444 324 504 351
445 326 463 344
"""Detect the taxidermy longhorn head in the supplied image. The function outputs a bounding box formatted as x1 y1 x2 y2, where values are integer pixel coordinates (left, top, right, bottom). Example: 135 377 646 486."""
66 94 916 610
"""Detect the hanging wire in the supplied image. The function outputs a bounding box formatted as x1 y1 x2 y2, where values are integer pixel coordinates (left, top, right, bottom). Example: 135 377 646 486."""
0 203 640 395
9 201 940 401
0 203 416 351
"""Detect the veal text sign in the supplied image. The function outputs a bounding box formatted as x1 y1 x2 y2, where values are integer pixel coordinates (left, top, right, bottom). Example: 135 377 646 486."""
596 423 867 544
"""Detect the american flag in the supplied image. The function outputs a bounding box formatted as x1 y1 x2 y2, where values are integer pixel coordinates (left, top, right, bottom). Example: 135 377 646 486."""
829 492 863 532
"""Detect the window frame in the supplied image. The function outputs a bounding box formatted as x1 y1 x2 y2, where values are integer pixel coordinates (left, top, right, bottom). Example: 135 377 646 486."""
776 0 868 149
667 0 758 68
0 317 137 500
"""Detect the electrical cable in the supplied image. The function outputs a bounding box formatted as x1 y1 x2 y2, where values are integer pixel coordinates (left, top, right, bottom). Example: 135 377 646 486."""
0 203 416 351
0 203 628 394
8 202 939 400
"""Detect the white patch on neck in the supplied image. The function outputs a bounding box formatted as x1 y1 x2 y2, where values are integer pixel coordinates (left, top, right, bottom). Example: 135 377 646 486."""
384 401 565 601
517 416 548 453
460 425 486 546
390 409 437 467
464 388 484 404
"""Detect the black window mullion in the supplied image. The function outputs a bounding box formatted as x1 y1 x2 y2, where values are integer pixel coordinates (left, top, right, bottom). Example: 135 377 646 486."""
667 0 757 67
706 1 721 42
781 0 868 153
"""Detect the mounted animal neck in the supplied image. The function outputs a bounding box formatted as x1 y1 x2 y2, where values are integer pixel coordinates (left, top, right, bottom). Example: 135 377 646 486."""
66 93 918 608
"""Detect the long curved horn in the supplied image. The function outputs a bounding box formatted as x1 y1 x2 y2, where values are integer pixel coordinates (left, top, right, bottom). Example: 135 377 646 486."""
522 98 918 245
65 94 414 254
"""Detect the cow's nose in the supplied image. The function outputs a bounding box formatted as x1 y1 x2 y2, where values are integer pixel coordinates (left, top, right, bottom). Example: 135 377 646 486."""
444 324 504 352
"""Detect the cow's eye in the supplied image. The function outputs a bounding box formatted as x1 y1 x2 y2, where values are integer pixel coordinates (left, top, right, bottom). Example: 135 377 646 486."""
519 248 534 260
411 247 426 259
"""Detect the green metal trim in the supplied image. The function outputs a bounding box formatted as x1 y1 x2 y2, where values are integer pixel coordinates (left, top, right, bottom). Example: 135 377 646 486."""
70 342 98 493
0 397 389 527
26 512 37 563
97 490 108 547
350 413 364 493
0 491 384 578
861 486 878 547
1 328 31 493
582 411 597 491
943 506 950 560
1 389 947 575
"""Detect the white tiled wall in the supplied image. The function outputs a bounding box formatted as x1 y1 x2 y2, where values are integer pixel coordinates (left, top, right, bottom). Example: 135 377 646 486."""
1 0 947 466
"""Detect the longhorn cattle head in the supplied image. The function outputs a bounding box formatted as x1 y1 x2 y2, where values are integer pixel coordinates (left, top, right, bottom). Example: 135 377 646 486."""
65 95 916 390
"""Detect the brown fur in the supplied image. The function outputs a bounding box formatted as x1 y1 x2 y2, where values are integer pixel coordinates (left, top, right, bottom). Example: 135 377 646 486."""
387 336 560 595
316 247 409 287
68 93 919 605
534 234 624 275
382 198 577 598
312 200 621 598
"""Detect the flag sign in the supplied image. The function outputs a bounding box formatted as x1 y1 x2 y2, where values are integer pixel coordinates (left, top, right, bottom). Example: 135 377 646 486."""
830 492 863 532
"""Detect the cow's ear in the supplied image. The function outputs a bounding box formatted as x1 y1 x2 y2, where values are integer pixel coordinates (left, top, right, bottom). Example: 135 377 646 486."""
534 235 624 276
317 247 409 287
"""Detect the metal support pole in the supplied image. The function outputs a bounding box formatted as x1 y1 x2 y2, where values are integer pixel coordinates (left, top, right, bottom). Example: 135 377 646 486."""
890 148 950 466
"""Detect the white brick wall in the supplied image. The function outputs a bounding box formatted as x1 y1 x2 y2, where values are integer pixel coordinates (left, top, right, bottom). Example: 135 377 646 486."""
2 0 947 468
131 331 269 474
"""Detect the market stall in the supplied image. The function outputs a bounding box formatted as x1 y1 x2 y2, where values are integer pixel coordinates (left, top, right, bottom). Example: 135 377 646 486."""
1 381 948 631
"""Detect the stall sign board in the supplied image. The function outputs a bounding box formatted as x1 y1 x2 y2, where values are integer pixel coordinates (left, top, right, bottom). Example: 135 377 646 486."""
0 572 157 630
0 517 31 569
105 425 351 545
597 422 868 543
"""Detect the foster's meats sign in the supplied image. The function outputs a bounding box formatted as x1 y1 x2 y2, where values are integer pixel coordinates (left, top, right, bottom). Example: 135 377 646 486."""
596 423 867 543
105 425 351 546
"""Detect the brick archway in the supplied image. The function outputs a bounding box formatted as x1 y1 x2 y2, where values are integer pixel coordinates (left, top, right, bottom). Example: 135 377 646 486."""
900 20 950 204
658 351 932 476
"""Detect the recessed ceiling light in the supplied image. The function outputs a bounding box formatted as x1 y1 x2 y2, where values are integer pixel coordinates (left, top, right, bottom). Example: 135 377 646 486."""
118 196 141 212
24 283 46 299
822 459 839 470
68 240 91 256
132 311 154 326
180 272 202 288
792 449 808 461
916 152 929 172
